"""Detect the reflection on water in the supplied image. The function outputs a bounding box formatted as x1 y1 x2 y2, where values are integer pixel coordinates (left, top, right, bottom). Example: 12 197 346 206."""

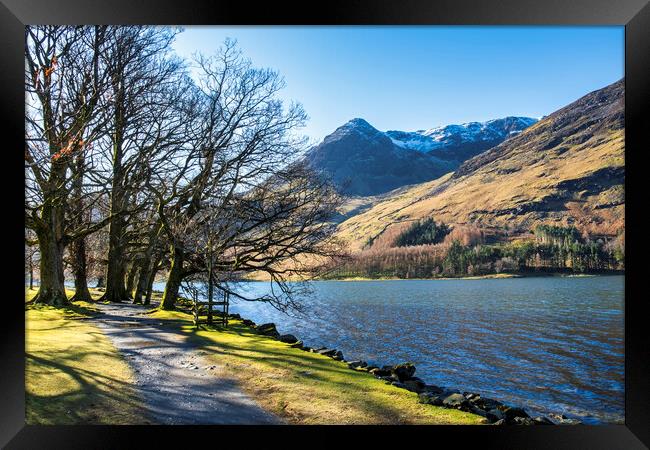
158 275 625 424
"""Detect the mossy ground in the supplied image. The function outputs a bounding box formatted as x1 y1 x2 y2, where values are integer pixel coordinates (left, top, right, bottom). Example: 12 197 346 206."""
25 288 148 424
149 308 484 425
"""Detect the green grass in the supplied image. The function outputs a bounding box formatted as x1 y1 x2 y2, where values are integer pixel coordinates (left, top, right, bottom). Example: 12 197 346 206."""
25 287 483 425
149 308 484 425
25 288 148 424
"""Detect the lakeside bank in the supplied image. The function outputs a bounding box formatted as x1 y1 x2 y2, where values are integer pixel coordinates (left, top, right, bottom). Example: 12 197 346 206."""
218 276 624 424
194 311 576 426
25 287 482 425
27 280 606 425
242 270 622 283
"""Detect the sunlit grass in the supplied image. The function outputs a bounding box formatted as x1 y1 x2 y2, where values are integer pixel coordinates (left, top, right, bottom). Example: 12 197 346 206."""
150 308 484 425
25 288 148 424
25 286 482 425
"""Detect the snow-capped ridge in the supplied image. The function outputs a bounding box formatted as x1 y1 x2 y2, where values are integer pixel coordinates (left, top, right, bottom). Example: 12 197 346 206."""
389 116 538 153
323 117 387 146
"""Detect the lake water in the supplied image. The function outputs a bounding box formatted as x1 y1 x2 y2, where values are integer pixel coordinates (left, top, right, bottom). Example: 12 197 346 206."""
152 276 624 423
211 276 624 424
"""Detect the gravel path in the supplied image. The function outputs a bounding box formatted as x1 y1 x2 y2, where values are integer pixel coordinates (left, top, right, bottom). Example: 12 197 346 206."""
92 302 282 425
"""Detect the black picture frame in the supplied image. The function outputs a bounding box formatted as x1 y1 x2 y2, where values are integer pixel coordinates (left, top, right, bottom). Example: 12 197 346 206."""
2 0 648 448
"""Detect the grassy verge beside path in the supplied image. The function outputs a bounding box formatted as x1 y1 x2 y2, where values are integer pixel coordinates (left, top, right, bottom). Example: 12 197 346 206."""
25 288 148 424
25 287 483 425
150 308 484 425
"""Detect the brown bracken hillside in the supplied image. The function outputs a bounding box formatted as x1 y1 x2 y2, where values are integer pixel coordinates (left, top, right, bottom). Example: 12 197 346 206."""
336 79 625 252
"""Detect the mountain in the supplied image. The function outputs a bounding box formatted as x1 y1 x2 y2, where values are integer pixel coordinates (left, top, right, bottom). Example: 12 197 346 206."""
335 79 625 251
387 116 537 162
305 118 455 196
306 116 537 196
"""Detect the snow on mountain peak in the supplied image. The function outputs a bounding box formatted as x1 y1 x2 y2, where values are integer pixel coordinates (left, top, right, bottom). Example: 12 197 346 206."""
388 116 538 153
323 117 387 146
346 117 373 128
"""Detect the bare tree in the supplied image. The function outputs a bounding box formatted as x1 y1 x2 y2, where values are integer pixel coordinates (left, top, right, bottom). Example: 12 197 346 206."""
96 26 186 302
149 40 341 310
25 26 113 305
178 162 343 313
26 31 342 311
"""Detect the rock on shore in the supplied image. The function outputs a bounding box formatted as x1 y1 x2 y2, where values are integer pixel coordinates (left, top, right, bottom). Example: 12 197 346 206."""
243 315 577 425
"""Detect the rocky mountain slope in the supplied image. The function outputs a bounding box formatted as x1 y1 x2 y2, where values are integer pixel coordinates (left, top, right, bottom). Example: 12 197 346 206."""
305 119 454 196
305 116 536 196
336 79 625 251
387 116 537 162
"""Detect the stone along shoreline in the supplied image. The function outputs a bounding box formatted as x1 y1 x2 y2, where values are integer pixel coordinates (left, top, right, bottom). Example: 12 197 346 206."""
226 313 582 426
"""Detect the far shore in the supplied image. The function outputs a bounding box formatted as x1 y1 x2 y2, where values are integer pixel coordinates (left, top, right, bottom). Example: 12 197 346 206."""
35 271 621 292
240 271 622 283
321 273 521 282
321 273 611 282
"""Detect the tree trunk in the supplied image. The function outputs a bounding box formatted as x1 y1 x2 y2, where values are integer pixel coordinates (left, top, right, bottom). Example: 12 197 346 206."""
33 229 68 306
133 222 162 304
68 152 92 303
160 245 184 310
125 262 139 299
102 215 128 302
29 262 34 290
207 253 213 325
133 256 151 304
144 255 162 306
102 75 128 303
95 276 105 288
70 237 92 302
144 270 155 306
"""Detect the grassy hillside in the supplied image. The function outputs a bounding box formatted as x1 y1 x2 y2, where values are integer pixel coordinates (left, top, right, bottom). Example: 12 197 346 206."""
336 80 624 253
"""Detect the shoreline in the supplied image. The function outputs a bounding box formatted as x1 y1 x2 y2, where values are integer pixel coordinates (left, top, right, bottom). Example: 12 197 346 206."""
26 287 594 425
216 308 584 426
140 290 585 425
241 271 623 282
211 277 621 424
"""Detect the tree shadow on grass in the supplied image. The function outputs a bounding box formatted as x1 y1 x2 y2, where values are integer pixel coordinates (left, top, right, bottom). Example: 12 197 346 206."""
25 306 150 425
25 351 150 425
149 312 481 425
26 300 480 425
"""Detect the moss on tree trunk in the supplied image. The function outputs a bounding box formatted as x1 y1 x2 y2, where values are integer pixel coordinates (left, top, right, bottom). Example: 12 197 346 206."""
33 229 68 306
160 246 183 310
70 238 92 302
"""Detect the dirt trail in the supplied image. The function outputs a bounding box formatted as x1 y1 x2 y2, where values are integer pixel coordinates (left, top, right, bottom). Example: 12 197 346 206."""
93 303 282 425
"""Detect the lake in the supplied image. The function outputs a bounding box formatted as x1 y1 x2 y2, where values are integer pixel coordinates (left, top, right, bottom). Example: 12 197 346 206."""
209 276 624 424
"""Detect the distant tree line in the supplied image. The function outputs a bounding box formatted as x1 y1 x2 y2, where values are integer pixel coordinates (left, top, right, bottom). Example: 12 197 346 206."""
324 221 624 279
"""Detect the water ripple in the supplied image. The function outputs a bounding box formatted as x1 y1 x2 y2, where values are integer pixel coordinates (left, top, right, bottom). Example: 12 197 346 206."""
162 276 624 424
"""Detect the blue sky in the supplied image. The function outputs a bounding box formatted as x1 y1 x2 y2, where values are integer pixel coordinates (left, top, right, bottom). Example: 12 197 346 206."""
172 26 624 144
